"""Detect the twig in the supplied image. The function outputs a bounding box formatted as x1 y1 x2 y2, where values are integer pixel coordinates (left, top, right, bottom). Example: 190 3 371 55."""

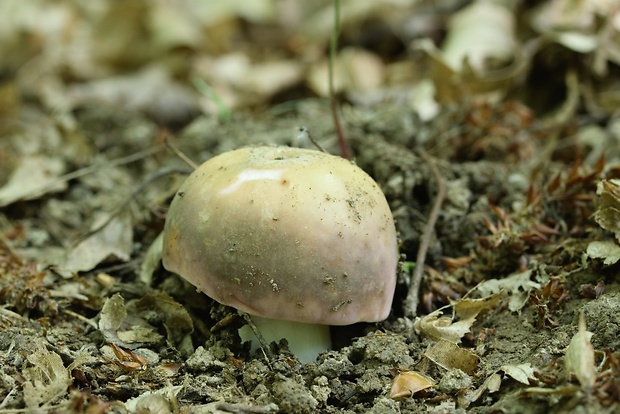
164 136 198 169
75 133 199 245
404 148 446 319
216 402 279 414
297 127 326 153
61 309 98 330
241 312 274 363
1 146 161 209
36 146 163 198
0 387 18 410
328 0 350 159
0 307 26 323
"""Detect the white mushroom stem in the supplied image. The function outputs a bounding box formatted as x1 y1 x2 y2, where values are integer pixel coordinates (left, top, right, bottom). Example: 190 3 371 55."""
238 315 331 363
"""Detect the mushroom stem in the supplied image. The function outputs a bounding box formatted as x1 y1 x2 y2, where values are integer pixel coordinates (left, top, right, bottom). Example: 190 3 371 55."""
238 315 332 363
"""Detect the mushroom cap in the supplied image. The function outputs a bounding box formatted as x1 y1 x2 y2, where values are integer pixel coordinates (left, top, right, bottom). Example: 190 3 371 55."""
162 146 398 325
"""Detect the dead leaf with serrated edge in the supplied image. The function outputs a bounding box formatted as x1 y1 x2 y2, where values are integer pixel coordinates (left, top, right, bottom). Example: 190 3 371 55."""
22 348 71 408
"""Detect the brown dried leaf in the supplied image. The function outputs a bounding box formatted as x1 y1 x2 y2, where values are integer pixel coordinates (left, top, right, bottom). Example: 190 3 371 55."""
593 179 620 241
241 60 303 98
565 313 596 391
123 385 182 413
139 231 163 286
389 371 435 399
136 292 194 352
68 66 198 126
424 340 480 375
454 291 502 321
0 156 66 207
415 291 502 343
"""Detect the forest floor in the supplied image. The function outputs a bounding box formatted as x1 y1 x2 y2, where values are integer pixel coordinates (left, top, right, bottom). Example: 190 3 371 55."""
1 1 620 413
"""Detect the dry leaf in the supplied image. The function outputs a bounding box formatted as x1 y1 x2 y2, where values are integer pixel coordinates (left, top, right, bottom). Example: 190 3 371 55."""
424 340 480 375
500 363 537 385
552 32 598 53
389 371 435 399
475 270 541 312
415 291 503 343
0 156 66 207
413 308 473 344
307 48 384 97
565 312 596 391
63 212 133 273
486 372 502 393
413 36 526 105
585 240 620 266
530 0 620 76
123 385 183 414
593 179 620 241
454 291 502 321
98 293 163 349
140 231 164 286
241 60 303 97
99 293 128 337
22 348 71 408
409 79 440 121
457 372 502 408
136 292 194 351
441 0 516 73
68 66 199 125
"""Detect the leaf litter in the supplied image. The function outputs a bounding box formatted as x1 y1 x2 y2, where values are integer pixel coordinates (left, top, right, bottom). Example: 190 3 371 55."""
1 1 620 413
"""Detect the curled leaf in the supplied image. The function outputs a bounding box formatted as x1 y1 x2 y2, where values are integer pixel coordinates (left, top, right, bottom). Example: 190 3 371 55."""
389 370 435 399
565 313 596 391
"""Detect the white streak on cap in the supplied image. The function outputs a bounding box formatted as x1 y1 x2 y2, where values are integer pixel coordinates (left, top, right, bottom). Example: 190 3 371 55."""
219 169 285 195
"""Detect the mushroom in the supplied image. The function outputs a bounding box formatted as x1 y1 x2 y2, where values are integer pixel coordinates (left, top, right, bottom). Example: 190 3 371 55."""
162 145 398 362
